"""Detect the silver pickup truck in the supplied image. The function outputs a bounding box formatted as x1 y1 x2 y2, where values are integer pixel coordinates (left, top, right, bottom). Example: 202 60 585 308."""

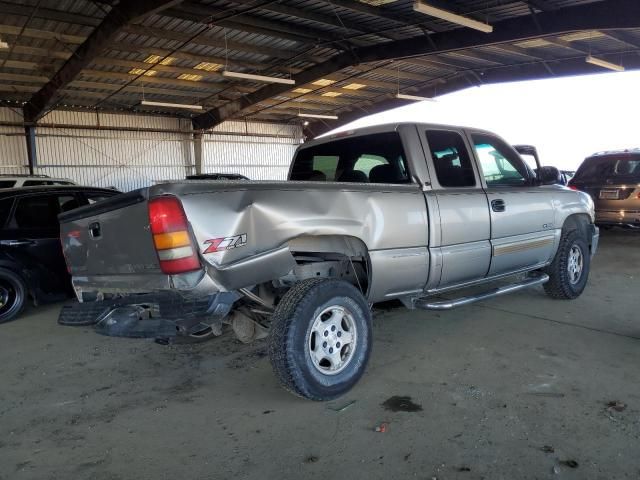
59 123 598 400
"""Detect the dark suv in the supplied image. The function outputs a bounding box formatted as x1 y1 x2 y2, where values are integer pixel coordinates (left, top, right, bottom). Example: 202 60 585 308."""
0 186 119 323
569 149 640 228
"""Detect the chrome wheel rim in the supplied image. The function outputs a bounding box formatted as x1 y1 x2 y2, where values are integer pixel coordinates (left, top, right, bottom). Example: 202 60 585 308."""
308 305 357 376
567 244 584 285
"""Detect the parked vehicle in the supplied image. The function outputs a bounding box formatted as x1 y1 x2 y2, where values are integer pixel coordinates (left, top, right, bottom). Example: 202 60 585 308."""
185 173 249 181
569 149 640 228
562 170 576 184
0 174 76 189
59 123 598 400
0 186 119 323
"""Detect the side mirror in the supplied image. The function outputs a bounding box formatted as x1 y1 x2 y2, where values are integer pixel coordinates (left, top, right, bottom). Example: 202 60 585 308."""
538 166 562 185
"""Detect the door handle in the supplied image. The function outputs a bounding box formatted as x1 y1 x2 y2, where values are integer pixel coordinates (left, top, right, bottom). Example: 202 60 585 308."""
89 222 101 238
491 199 506 212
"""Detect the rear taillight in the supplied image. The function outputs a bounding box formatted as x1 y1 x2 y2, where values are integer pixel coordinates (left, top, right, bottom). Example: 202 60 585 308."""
148 196 200 274
568 184 579 190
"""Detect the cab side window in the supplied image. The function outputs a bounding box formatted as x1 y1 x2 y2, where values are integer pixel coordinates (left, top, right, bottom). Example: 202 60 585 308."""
425 130 476 188
472 134 530 187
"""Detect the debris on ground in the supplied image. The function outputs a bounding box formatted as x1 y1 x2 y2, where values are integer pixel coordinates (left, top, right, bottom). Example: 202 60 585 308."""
560 460 579 468
606 400 627 412
374 422 389 433
552 466 560 475
381 395 423 412
540 445 555 453
457 466 471 472
404 453 411 461
328 400 356 412
303 455 319 464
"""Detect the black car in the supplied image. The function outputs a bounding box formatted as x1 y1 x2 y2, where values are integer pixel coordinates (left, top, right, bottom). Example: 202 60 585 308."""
0 186 119 323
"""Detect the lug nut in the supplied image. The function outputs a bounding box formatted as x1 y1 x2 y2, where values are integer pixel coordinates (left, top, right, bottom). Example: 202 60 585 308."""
324 331 328 337
337 331 342 337
323 342 327 348
329 347 334 353
331 325 336 332
336 342 341 348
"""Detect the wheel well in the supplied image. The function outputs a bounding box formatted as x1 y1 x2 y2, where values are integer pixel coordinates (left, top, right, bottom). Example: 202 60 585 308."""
562 213 592 245
284 235 370 293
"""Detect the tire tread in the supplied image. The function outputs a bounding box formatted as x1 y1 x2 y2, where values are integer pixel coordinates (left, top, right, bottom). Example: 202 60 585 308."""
543 229 588 299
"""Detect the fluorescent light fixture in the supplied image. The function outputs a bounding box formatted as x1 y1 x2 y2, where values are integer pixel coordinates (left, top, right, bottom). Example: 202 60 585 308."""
585 55 625 72
0 38 8 49
293 88 312 94
140 100 203 110
396 93 435 102
321 92 342 97
223 70 295 85
413 1 493 33
298 113 339 120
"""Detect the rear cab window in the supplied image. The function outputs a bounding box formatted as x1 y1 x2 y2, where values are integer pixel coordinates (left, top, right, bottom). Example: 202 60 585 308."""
425 130 476 188
0 180 16 189
290 132 411 184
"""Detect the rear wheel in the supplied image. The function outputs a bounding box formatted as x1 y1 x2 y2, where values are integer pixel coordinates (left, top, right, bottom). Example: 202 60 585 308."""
268 278 372 401
0 268 27 324
543 229 590 299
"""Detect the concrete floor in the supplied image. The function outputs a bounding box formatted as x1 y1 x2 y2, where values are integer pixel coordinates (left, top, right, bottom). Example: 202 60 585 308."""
1 229 639 480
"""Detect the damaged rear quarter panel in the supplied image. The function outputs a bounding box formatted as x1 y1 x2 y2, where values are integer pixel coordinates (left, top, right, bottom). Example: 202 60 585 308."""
152 181 429 293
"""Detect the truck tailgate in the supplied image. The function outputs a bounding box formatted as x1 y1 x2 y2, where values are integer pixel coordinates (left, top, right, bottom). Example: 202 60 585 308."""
59 190 162 275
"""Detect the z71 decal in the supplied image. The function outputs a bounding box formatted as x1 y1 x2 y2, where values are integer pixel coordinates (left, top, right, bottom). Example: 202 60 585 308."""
203 234 247 254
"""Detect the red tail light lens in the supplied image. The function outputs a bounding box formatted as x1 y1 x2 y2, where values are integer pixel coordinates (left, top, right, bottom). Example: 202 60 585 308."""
148 196 200 274
568 184 578 190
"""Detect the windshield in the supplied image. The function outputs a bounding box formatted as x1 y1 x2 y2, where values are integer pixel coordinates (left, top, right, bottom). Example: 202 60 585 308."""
573 155 640 182
290 132 411 184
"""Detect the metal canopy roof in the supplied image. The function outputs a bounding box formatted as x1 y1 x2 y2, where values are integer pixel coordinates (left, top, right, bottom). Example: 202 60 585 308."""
0 0 638 134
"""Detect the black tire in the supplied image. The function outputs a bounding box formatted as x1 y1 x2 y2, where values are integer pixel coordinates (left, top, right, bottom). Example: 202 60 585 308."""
0 268 27 324
268 278 372 401
543 229 590 299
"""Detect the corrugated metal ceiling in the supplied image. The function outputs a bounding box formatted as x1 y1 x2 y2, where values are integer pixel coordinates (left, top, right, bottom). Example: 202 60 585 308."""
0 0 637 126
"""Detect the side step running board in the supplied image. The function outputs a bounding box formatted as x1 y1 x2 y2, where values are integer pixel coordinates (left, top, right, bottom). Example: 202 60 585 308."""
415 273 549 311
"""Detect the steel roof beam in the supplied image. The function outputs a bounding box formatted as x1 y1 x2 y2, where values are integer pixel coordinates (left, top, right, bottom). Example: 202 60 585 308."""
193 0 640 130
164 2 355 46
23 0 184 123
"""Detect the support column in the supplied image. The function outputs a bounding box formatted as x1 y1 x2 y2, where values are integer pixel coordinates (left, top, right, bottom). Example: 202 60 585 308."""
24 126 37 175
193 132 204 175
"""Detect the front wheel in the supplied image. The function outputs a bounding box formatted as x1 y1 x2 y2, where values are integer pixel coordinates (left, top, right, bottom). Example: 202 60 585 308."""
0 268 27 324
268 278 372 401
543 229 590 299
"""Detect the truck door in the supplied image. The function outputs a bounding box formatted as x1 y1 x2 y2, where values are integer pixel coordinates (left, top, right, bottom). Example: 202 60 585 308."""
420 128 492 288
468 132 556 276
